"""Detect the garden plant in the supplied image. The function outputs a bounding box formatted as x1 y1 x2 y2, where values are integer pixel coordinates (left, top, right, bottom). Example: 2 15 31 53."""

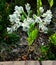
0 0 56 61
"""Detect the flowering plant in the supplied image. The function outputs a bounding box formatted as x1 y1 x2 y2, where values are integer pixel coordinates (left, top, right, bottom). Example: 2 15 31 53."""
33 9 52 33
7 3 52 34
7 3 34 33
7 2 53 46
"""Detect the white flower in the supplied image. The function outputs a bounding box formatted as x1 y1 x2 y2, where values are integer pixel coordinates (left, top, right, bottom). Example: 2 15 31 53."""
9 13 21 25
12 24 19 31
9 14 17 24
22 17 34 31
42 10 52 18
15 18 20 24
9 15 14 23
14 6 19 11
18 22 22 26
27 17 34 23
15 6 24 14
23 17 34 24
46 10 52 14
7 27 13 34
39 7 44 13
39 23 43 29
35 17 42 23
25 3 31 13
46 10 52 19
22 22 29 28
42 26 48 33
43 17 51 25
42 10 52 25
14 11 21 18
11 25 16 31
22 22 29 31
12 23 20 31
39 23 48 33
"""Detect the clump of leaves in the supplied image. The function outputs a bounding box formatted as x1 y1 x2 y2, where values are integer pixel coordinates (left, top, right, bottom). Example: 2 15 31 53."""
27 24 38 46
38 45 49 60
49 33 56 45
38 45 56 60
4 33 19 44
40 46 49 56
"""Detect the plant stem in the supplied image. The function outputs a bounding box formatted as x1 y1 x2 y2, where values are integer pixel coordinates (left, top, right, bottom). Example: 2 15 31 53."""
26 46 31 56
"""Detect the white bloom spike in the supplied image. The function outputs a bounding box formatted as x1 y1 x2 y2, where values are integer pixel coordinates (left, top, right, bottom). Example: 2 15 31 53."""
39 7 44 13
15 6 24 14
25 3 31 13
8 4 52 34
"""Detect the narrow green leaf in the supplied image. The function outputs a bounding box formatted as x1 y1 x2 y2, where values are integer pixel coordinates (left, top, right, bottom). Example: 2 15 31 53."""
27 29 38 46
48 0 53 7
37 0 42 15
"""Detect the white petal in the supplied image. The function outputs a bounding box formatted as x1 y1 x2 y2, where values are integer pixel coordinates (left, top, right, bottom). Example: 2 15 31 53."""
39 7 44 13
25 3 31 12
7 27 13 34
35 17 42 23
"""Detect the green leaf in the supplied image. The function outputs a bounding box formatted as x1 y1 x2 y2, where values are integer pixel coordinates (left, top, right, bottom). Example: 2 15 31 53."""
27 38 33 46
37 0 42 15
21 15 25 21
28 23 35 36
49 33 56 45
31 29 38 40
37 0 42 8
40 46 49 56
48 0 53 7
27 28 38 46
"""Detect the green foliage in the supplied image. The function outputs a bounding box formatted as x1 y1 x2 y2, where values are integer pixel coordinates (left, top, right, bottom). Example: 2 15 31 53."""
49 33 56 45
40 46 49 56
48 0 54 8
39 45 56 60
27 24 35 36
37 0 42 8
27 24 38 46
4 33 19 44
37 0 42 15
27 29 38 46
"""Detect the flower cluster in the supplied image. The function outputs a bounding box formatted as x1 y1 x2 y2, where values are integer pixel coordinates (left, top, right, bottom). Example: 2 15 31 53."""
7 3 32 34
7 6 24 34
22 17 34 31
7 3 52 34
33 7 52 33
